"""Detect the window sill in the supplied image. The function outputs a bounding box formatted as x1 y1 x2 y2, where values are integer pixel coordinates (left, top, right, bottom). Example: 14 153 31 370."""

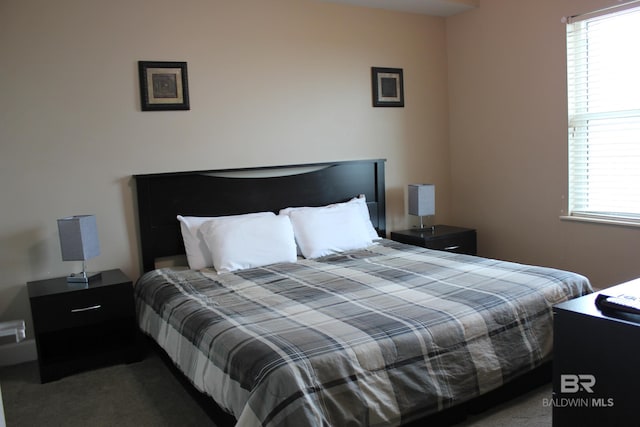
560 215 640 229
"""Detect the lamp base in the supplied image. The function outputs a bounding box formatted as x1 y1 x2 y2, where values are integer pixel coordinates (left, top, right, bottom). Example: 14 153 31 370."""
67 271 101 283
415 215 435 233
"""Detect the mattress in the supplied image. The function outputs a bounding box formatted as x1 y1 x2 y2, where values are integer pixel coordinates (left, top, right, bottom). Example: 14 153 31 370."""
134 239 592 426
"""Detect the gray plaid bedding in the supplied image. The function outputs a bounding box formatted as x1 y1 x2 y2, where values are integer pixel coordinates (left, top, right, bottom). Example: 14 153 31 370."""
134 239 592 427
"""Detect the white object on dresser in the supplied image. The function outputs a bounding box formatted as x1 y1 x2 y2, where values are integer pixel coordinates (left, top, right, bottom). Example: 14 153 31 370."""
0 321 25 343
0 320 25 427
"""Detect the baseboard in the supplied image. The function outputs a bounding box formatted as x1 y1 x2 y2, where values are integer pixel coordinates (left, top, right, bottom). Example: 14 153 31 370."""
0 339 37 367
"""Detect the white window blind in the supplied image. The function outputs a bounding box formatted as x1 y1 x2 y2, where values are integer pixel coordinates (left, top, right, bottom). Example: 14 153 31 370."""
566 2 640 223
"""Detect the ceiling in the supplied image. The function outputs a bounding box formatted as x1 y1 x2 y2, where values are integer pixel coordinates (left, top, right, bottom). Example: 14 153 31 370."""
318 0 478 16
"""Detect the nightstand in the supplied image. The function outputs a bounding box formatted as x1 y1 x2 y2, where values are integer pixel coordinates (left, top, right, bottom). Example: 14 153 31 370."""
553 278 640 426
27 269 141 383
390 225 477 255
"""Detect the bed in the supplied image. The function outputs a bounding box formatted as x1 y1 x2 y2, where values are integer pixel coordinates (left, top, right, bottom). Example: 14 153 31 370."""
132 159 592 426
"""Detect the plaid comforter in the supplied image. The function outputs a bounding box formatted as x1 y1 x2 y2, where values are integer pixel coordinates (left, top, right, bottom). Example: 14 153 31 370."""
134 240 592 426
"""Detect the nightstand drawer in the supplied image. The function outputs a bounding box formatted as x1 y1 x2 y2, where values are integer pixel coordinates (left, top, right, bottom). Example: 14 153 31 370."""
426 235 476 254
390 225 477 256
30 283 134 333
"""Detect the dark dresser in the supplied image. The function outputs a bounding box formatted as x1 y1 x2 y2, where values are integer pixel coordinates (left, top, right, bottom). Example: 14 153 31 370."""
553 278 640 426
27 269 141 382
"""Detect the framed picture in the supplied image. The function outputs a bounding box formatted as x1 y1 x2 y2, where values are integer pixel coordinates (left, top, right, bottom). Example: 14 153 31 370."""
371 67 404 107
138 61 190 111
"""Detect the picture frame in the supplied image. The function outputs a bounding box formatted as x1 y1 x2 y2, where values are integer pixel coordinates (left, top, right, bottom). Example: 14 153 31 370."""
371 67 404 107
138 61 190 111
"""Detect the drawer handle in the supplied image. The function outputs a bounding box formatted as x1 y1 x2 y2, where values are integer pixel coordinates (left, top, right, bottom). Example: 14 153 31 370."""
444 245 461 251
71 304 102 313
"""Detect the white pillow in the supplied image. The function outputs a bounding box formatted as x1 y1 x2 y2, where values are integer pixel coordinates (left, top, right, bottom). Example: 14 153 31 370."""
200 214 297 272
177 212 274 270
279 195 380 240
288 203 373 258
349 195 381 240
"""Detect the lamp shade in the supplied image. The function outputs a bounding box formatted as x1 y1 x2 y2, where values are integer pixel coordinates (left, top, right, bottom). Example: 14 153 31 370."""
57 215 100 261
408 184 435 216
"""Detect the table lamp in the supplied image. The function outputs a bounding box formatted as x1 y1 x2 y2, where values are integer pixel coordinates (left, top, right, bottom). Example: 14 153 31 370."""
57 215 101 283
408 184 435 230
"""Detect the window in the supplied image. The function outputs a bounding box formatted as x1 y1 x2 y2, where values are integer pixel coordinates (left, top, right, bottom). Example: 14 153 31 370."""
566 2 640 224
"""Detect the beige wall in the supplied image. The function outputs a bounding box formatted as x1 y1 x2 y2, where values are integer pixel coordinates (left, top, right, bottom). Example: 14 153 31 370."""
5 0 637 354
0 0 451 338
447 0 640 288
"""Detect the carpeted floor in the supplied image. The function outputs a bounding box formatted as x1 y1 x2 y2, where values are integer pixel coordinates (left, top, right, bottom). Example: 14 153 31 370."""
0 351 214 426
0 351 552 426
457 384 551 427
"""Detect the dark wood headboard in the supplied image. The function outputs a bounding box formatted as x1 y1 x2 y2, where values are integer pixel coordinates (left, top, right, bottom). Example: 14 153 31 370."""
134 159 386 272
